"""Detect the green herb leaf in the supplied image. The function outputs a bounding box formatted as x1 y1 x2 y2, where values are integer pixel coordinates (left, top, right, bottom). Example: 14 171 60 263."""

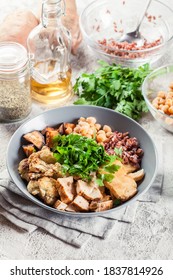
73 62 151 120
53 134 118 182
102 173 115 182
95 178 105 187
103 164 120 173
114 147 123 157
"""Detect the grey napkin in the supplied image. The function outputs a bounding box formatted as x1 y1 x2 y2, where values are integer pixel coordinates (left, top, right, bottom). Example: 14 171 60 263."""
0 139 163 248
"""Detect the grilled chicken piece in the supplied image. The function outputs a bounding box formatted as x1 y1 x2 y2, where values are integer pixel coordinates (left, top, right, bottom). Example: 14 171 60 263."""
39 146 56 164
57 176 75 204
90 200 113 212
76 180 102 201
18 158 30 181
45 130 59 148
96 200 113 212
123 163 138 174
27 180 40 195
23 130 45 149
71 195 89 211
128 169 145 182
22 144 36 157
65 204 78 212
54 200 67 211
113 160 137 175
90 187 103 201
100 159 138 201
38 177 59 205
105 175 137 201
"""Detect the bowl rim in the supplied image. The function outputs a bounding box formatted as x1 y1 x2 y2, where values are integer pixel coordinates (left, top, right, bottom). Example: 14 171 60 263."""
142 63 173 120
6 105 158 217
80 0 173 55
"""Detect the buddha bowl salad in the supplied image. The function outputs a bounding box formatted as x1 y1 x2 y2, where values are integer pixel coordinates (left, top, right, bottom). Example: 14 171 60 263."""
18 116 144 212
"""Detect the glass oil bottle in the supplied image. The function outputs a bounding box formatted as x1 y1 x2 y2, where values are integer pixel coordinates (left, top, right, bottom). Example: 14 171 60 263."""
27 0 73 105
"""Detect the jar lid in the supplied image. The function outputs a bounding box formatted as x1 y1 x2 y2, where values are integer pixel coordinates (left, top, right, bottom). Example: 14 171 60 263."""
0 42 28 72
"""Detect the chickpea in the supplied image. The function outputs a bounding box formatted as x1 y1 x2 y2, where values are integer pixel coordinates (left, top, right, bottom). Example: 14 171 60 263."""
153 87 173 118
95 123 102 131
106 131 112 137
96 133 107 143
157 91 166 98
152 102 159 109
161 105 169 113
86 117 97 125
73 126 80 133
81 127 89 136
97 129 106 135
167 92 173 98
78 121 90 128
168 106 173 115
103 125 112 133
158 104 164 110
87 128 95 136
79 117 86 122
85 134 92 139
157 97 165 105
165 98 173 107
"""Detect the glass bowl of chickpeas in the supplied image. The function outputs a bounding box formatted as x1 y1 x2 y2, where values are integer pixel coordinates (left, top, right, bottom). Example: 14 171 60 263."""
142 64 173 133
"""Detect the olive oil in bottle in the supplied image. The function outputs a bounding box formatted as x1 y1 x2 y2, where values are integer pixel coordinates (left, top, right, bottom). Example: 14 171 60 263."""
27 0 73 105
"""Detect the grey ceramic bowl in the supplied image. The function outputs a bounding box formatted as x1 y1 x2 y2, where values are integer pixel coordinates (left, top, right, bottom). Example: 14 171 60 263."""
7 105 158 217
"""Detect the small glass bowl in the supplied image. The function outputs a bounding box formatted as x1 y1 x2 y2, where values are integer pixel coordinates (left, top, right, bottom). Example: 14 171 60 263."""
142 64 173 133
80 0 173 67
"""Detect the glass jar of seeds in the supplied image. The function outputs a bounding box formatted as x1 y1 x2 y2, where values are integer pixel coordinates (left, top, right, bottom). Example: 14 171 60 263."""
0 42 31 122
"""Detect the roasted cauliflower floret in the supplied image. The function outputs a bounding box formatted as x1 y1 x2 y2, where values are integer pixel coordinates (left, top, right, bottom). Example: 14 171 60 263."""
27 180 40 196
39 146 56 164
38 177 59 205
18 158 30 181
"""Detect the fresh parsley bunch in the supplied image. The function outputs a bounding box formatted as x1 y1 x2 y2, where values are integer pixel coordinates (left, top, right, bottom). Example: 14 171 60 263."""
73 61 150 120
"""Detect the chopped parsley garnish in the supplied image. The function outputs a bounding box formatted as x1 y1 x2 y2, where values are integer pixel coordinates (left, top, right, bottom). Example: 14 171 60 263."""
53 134 120 184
